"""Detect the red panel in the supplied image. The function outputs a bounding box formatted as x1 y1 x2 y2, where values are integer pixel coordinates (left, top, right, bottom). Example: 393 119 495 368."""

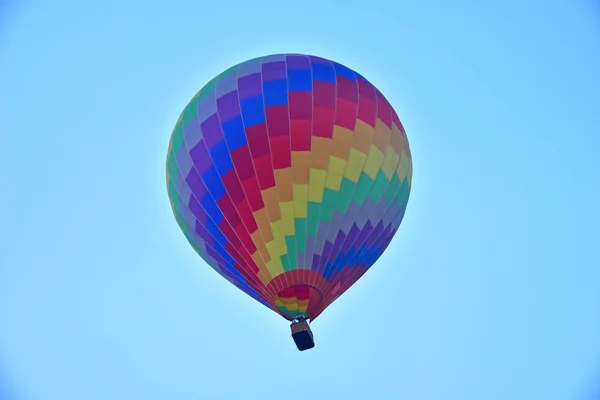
313 80 336 108
270 136 291 169
335 97 358 130
216 195 240 227
357 96 377 127
220 170 244 204
289 91 312 120
290 119 312 151
265 105 290 137
234 223 258 257
230 146 255 181
246 123 270 157
313 106 335 138
336 76 358 103
375 89 393 128
236 198 258 233
252 155 276 189
241 178 264 212
357 76 376 101
219 222 241 249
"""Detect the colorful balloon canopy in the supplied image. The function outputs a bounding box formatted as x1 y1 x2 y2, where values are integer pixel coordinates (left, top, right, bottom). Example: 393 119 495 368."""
166 54 412 321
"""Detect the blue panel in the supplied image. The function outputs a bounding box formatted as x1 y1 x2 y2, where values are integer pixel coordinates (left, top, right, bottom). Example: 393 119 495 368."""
222 115 247 151
201 166 226 200
205 218 226 247
240 95 266 127
287 69 312 91
333 62 357 82
311 62 336 84
201 193 224 225
263 79 288 106
215 243 235 266
209 141 234 176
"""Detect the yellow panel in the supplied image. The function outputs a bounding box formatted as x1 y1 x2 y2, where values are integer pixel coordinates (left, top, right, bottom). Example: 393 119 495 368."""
344 147 367 183
397 151 411 181
353 120 375 154
381 147 400 179
390 122 406 155
265 248 285 276
293 184 308 218
362 145 384 180
373 119 392 152
275 201 295 236
266 237 286 256
325 156 346 190
308 168 327 202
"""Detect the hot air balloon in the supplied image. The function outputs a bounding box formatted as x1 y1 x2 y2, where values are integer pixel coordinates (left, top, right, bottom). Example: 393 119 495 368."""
166 54 412 351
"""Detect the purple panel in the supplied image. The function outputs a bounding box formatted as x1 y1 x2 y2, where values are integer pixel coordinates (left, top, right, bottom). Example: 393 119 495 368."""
188 195 209 225
262 61 286 81
199 114 223 149
238 73 262 100
189 140 213 175
309 55 332 65
286 55 311 69
217 90 241 123
185 168 207 202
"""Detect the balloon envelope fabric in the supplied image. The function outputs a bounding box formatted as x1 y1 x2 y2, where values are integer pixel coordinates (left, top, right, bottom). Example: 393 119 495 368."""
166 54 412 321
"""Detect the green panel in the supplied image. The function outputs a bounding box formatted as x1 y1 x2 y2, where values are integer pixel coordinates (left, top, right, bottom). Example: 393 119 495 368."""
294 218 308 253
352 173 375 206
167 152 180 178
181 96 199 126
306 202 321 236
384 173 401 203
170 123 185 154
337 178 356 213
280 254 291 272
285 236 298 270
369 171 390 203
197 77 218 100
320 189 337 223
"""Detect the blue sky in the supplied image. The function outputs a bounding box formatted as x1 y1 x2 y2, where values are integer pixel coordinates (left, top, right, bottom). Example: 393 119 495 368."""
1 0 600 399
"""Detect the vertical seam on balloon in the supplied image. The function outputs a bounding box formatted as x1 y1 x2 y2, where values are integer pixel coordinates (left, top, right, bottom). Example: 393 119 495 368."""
319 65 363 283
301 54 315 288
305 57 336 295
175 76 277 301
257 56 292 294
282 55 297 284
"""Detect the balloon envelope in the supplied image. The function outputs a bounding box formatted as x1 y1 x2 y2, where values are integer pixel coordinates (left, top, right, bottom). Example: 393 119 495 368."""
166 54 412 321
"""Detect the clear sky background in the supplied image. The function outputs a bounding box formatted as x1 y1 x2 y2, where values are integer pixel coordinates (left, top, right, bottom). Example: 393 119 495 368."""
1 0 600 399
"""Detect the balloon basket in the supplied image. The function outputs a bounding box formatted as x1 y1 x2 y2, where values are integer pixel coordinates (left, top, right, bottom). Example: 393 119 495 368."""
290 319 315 351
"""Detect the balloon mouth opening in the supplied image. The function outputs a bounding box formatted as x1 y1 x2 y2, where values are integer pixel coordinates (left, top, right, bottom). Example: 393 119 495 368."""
272 284 325 321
